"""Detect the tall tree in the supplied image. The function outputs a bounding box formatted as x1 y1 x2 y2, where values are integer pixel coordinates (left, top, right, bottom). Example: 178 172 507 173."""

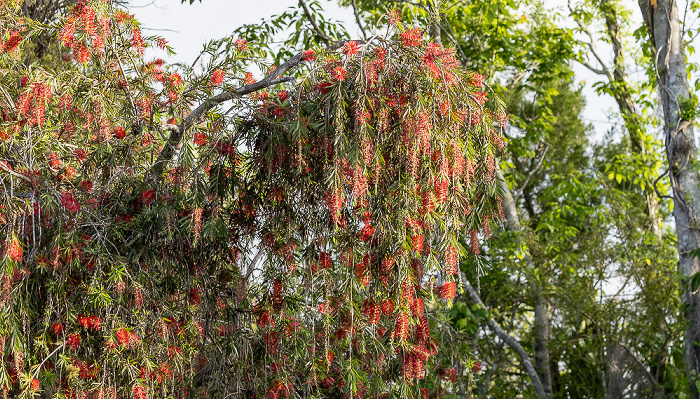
638 0 700 395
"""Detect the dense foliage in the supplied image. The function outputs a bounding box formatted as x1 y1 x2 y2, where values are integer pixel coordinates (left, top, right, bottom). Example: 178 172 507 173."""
0 1 506 398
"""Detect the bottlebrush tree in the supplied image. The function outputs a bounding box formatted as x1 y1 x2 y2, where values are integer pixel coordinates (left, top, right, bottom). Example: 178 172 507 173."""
0 1 505 398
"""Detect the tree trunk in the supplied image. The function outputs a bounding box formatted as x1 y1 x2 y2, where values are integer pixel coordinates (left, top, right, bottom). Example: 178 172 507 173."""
601 0 662 237
533 289 554 398
498 166 554 398
638 0 700 395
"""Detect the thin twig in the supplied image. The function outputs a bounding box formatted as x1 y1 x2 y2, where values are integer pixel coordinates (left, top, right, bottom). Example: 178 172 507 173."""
298 0 331 46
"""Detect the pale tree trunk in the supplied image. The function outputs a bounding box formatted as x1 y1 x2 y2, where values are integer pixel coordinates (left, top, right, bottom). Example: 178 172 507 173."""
532 289 553 398
638 0 700 396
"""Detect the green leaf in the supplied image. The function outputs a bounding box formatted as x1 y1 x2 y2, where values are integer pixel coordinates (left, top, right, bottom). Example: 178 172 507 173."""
691 272 700 292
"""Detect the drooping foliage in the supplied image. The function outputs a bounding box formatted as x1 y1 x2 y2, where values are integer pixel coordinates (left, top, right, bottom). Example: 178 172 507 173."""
0 1 505 398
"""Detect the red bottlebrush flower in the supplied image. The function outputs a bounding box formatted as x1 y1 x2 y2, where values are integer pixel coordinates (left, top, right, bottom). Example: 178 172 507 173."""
66 333 81 351
168 345 182 358
114 281 126 294
169 73 183 87
412 235 424 253
156 38 168 49
319 251 333 269
420 388 429 399
331 66 346 82
64 166 76 179
381 299 394 315
474 91 488 105
472 361 482 372
395 312 409 340
61 192 80 213
344 40 359 57
234 38 248 52
444 245 458 275
132 384 147 399
74 148 87 163
48 152 60 168
30 378 39 391
470 73 485 87
412 297 424 317
74 42 90 63
470 229 480 256
131 27 144 55
2 31 23 54
360 224 374 242
302 49 316 62
141 189 155 206
353 166 368 199
211 68 224 86
400 28 423 47
80 180 93 192
50 322 63 335
113 126 126 139
277 90 289 102
189 288 201 305
60 22 76 47
439 282 456 300
315 81 333 94
193 132 208 146
6 237 22 263
116 328 140 349
388 9 401 26
244 72 255 85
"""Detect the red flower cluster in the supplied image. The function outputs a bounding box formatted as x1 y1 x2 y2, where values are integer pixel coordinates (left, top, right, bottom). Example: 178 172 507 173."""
74 359 99 379
61 192 80 213
400 28 423 47
116 327 140 349
438 281 456 299
344 40 359 57
113 126 126 139
141 189 156 206
1 31 23 54
50 322 63 335
331 66 346 82
6 237 22 263
16 82 52 126
234 38 248 52
302 49 316 62
66 333 81 351
395 312 409 340
77 314 102 331
193 132 208 146
211 68 224 86
132 384 147 399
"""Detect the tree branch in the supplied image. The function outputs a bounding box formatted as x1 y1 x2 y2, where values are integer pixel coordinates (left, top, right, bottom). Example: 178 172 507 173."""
463 278 548 398
298 0 331 47
351 0 368 41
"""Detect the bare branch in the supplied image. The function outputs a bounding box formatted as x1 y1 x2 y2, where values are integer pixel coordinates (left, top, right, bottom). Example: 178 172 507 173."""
568 0 614 80
514 144 549 201
463 277 548 398
578 59 608 75
0 163 30 183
